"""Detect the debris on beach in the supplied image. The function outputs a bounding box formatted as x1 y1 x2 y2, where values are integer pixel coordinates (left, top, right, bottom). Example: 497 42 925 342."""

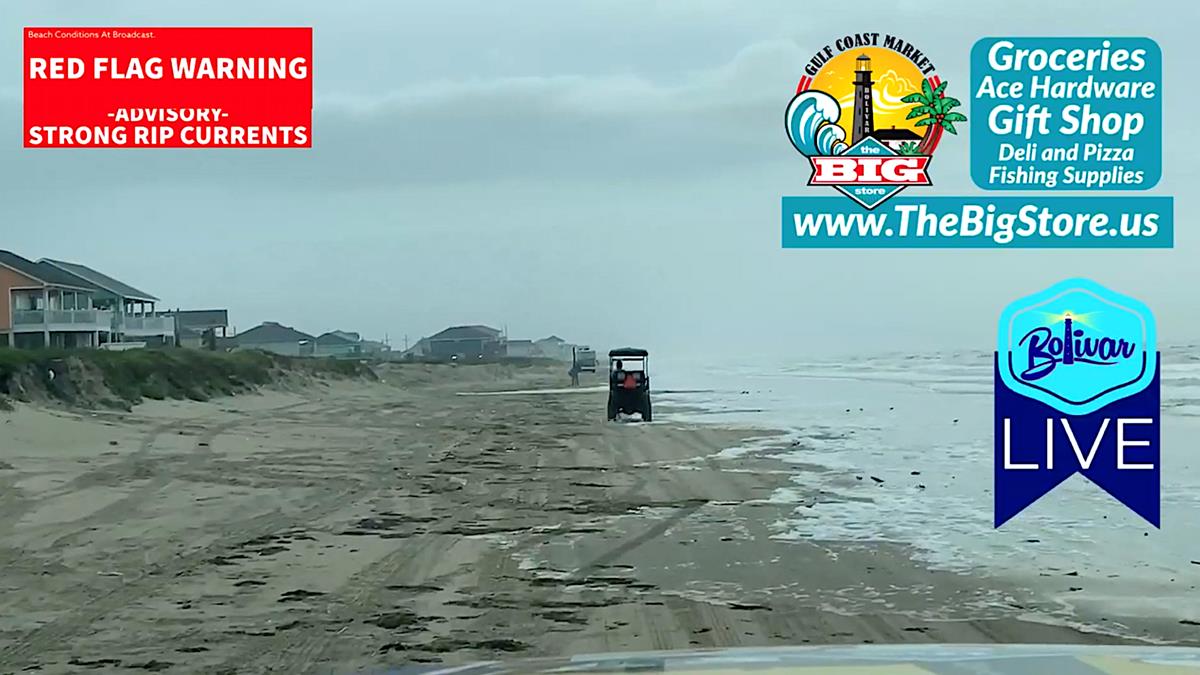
727 602 770 611
128 660 175 671
367 610 422 630
869 476 884 484
68 657 124 669
279 588 326 603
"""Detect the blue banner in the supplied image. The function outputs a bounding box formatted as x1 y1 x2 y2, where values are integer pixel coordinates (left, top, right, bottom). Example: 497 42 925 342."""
994 278 1160 527
970 37 1162 191
995 355 1160 527
781 196 1172 248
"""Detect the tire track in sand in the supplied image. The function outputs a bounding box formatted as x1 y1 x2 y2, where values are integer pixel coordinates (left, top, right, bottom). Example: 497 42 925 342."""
0 398 325 564
0 398 359 671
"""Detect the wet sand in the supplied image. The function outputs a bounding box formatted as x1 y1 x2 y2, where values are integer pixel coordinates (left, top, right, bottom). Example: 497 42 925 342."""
0 362 1190 673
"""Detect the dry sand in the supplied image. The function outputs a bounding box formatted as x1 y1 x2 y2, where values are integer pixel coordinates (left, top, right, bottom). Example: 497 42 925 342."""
0 362 1188 673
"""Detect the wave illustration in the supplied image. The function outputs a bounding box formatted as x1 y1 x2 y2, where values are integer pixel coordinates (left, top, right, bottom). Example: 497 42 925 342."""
785 90 848 157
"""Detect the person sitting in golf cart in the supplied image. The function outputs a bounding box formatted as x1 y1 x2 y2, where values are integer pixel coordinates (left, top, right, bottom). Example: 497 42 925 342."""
607 349 651 421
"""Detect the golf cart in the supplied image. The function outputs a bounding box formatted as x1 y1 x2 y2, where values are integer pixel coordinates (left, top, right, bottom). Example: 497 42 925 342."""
607 348 651 422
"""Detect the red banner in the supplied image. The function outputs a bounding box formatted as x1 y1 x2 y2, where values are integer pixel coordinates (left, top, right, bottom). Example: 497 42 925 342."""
23 27 312 148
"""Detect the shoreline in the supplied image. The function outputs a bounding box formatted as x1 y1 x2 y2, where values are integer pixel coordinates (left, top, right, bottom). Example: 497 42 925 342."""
653 388 1200 649
0 363 1193 673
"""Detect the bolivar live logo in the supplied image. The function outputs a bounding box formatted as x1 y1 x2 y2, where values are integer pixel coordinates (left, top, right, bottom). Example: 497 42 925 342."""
785 33 966 209
995 278 1160 527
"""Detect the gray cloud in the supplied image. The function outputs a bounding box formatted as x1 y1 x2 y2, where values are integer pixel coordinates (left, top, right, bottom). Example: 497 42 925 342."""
3 41 807 193
1 0 1196 355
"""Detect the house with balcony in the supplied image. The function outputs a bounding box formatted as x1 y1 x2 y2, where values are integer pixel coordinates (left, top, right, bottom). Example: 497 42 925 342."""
0 250 113 349
40 258 175 346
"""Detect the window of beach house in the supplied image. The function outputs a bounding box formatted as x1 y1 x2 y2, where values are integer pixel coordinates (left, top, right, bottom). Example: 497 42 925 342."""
13 291 42 311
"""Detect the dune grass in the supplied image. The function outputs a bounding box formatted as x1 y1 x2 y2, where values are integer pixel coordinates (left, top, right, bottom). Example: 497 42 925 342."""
0 347 372 407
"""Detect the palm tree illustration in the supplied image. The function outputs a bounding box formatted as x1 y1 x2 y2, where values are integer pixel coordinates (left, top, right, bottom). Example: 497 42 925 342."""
902 80 967 155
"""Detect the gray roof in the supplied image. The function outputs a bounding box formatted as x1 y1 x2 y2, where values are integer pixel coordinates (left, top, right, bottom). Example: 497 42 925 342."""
236 322 314 345
0 250 99 290
538 335 566 343
40 258 158 301
428 325 502 341
163 309 229 329
316 331 361 345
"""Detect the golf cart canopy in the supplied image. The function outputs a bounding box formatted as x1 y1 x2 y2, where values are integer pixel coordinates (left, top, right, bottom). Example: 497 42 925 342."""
608 347 648 357
609 348 647 373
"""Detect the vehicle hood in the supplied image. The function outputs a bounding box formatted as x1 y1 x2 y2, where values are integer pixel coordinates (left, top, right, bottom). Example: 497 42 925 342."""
375 643 1200 674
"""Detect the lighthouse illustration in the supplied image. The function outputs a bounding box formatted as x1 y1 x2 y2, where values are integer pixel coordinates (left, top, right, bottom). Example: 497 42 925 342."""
1062 313 1076 366
851 53 875 144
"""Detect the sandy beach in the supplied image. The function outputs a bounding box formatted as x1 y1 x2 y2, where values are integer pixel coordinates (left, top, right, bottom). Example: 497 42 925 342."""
0 362 1193 673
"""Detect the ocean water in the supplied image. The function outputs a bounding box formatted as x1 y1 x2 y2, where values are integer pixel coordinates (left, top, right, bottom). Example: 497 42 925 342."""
651 347 1200 623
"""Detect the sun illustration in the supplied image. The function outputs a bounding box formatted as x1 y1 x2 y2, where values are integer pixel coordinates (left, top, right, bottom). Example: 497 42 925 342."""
805 47 965 156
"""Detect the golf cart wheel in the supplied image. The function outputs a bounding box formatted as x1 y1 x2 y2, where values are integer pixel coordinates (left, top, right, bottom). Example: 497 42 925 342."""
607 398 617 421
643 399 652 422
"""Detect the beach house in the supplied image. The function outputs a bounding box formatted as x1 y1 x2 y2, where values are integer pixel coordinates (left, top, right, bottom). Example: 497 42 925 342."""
315 330 363 358
232 321 315 356
505 339 536 357
534 335 572 360
426 325 504 359
0 250 113 348
39 258 175 346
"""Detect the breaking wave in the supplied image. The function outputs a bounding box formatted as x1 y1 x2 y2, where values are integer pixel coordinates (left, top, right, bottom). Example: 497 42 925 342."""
785 90 848 157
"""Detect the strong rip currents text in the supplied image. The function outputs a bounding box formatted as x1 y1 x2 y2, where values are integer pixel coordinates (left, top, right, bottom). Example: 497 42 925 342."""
23 27 313 148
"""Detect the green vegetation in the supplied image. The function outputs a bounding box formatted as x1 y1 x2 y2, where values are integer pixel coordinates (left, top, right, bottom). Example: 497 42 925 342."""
898 141 920 156
0 348 373 409
903 80 967 155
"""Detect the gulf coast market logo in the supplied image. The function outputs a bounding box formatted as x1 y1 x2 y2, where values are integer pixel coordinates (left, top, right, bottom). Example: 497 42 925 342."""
785 33 966 209
995 278 1160 528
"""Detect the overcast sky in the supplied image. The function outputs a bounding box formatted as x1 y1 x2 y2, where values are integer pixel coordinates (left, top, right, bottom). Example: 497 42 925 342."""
2 1 1193 359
